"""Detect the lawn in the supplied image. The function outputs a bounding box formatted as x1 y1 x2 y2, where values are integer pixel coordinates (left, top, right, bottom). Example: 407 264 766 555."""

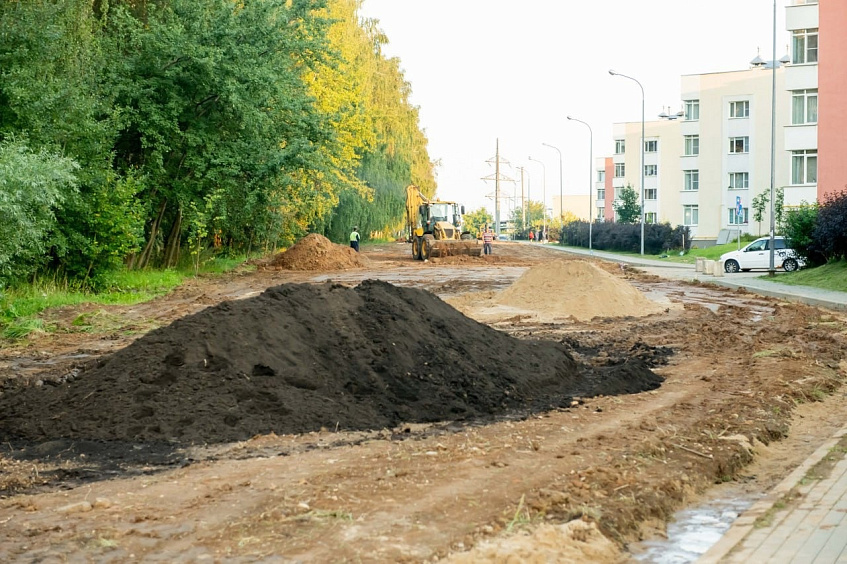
768 260 847 293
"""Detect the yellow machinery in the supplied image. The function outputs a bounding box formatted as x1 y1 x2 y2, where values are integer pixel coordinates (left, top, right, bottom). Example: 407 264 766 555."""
405 185 481 260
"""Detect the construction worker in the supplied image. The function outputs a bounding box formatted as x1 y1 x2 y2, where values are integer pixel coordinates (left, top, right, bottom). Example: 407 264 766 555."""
349 226 361 252
482 226 494 255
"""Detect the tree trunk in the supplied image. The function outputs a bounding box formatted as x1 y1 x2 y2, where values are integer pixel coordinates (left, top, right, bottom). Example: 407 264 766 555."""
132 200 167 270
162 207 183 269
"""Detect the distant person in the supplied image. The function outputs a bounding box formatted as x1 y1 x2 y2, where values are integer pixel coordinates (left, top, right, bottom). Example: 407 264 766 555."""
528 230 535 242
482 227 494 255
349 226 361 252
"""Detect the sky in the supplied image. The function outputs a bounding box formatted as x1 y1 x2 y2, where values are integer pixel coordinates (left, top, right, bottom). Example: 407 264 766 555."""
358 0 791 219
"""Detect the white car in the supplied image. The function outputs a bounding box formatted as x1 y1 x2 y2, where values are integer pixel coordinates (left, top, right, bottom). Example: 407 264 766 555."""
720 236 803 273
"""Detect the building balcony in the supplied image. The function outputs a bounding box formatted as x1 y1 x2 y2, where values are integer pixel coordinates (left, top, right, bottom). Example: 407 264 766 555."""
786 2 819 31
785 63 818 91
784 124 818 151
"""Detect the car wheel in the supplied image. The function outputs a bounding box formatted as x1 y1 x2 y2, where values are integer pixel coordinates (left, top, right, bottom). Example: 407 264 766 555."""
783 258 799 272
724 259 740 273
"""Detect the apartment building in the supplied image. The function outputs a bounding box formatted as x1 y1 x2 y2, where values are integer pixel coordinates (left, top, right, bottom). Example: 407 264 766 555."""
595 0 844 244
815 0 845 199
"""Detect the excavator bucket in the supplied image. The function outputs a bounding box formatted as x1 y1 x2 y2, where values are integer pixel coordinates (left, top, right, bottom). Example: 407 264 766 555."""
424 239 483 259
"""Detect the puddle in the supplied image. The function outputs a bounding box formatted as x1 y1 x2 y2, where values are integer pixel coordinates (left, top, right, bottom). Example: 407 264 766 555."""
629 495 757 563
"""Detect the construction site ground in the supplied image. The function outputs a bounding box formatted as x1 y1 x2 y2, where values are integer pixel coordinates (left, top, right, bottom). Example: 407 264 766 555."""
0 240 845 563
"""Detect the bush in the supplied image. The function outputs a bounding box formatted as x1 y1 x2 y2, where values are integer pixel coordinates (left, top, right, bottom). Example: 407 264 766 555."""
0 139 78 287
560 221 690 255
782 203 825 266
813 190 847 262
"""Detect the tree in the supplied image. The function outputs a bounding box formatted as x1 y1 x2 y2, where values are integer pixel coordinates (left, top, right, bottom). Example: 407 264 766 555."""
751 190 769 236
0 139 78 286
510 201 546 237
613 184 640 224
462 208 492 238
812 189 847 262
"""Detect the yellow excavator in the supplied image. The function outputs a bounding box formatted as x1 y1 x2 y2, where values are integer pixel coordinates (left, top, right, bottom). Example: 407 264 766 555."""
405 185 482 260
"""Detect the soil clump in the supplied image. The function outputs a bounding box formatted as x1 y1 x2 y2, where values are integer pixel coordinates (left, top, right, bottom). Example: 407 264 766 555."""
265 233 368 270
0 280 663 445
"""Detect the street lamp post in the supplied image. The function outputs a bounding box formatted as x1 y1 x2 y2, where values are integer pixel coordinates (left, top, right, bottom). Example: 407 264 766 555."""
567 116 593 254
768 0 777 276
528 156 546 241
542 143 563 222
609 69 646 255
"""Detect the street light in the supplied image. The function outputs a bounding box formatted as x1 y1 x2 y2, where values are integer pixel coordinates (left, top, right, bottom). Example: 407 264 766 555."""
528 156 546 241
768 0 777 276
542 143 563 221
609 69 646 255
567 116 593 254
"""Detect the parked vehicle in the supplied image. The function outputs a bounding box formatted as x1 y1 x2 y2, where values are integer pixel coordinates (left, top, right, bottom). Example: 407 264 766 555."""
720 236 804 273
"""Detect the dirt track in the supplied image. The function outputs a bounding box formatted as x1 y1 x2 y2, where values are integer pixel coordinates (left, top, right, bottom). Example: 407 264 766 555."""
0 241 845 562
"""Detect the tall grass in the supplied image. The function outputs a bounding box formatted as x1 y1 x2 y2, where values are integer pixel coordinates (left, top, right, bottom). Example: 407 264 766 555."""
0 254 253 341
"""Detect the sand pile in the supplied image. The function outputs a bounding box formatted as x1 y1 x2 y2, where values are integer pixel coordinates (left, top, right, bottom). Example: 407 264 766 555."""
448 260 666 322
268 233 368 270
496 260 666 321
0 280 663 445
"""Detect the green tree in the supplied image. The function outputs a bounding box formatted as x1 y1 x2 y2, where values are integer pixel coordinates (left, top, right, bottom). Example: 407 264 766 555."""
510 201 546 236
462 208 493 238
613 184 641 224
751 190 769 236
0 139 78 285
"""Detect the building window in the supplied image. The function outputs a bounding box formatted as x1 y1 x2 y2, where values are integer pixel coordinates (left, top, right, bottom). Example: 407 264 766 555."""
615 139 626 154
644 188 657 200
792 89 818 124
792 150 818 184
683 205 699 226
729 137 749 154
729 172 749 189
645 212 657 224
596 187 605 200
729 100 750 119
792 29 818 64
684 170 699 191
684 135 700 156
645 165 657 177
614 187 622 200
729 208 749 225
596 207 604 220
597 170 605 182
645 140 658 153
615 163 625 177
684 100 700 121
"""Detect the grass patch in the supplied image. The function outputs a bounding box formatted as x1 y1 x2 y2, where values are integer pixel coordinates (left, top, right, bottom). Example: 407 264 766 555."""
760 260 847 293
0 255 252 342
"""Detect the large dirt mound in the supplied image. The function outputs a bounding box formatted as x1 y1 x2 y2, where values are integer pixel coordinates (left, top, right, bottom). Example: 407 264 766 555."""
496 260 666 321
0 281 663 445
268 233 368 270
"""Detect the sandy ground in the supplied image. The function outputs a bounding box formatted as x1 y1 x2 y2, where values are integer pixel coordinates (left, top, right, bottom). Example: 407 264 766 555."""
0 241 846 563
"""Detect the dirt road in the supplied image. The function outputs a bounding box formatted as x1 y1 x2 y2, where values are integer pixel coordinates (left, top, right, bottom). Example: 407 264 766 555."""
0 241 845 562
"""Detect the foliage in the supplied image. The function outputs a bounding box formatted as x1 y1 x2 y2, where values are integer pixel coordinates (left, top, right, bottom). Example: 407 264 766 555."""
462 208 493 238
751 190 769 236
0 0 436 285
812 190 847 262
509 201 546 238
560 221 690 255
612 184 640 224
782 203 824 266
0 139 78 286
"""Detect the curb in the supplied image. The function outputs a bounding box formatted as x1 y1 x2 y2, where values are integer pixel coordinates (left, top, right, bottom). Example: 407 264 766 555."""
697 424 847 563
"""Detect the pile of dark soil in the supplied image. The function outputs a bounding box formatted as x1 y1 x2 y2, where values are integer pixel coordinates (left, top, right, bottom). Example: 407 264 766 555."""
0 281 663 445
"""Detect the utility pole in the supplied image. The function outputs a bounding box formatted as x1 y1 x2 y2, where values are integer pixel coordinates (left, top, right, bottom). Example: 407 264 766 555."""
482 138 514 237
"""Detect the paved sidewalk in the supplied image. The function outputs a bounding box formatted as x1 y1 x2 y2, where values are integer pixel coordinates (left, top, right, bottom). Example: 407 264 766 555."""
546 245 847 312
698 425 847 563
